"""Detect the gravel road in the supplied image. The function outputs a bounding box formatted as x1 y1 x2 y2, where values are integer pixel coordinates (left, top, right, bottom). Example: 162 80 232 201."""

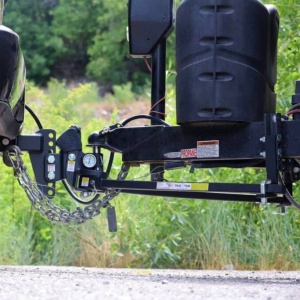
0 266 299 300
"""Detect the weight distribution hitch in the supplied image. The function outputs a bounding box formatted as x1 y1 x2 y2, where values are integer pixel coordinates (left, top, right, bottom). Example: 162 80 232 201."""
4 110 300 229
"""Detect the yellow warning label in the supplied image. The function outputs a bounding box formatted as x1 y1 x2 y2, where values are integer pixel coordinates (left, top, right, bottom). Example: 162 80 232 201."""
67 161 75 172
191 183 209 191
81 177 89 187
157 182 209 191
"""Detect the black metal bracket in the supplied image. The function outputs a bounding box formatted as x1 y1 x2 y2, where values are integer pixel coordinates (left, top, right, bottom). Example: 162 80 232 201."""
17 129 57 198
264 114 282 183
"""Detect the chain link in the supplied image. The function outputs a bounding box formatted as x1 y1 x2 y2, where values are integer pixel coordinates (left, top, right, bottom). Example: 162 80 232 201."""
5 145 129 224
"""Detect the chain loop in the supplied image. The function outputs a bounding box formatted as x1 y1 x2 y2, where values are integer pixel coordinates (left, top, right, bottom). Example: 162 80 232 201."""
5 145 129 224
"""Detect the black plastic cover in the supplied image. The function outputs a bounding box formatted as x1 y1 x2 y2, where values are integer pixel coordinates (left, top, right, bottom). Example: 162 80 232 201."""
128 0 174 57
56 127 82 152
176 0 279 124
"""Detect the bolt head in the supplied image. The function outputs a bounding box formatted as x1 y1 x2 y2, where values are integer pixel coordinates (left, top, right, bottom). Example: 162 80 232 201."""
81 192 92 198
47 155 55 164
277 134 282 142
293 167 300 174
68 153 76 161
2 138 9 146
47 171 55 180
260 137 266 143
260 151 266 158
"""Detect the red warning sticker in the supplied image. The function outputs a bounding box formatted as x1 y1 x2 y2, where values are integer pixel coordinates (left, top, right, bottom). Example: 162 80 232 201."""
197 140 219 158
180 148 197 159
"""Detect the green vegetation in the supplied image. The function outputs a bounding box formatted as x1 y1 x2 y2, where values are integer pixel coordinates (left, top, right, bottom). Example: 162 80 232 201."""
4 0 148 88
0 80 299 270
274 0 300 109
0 0 299 270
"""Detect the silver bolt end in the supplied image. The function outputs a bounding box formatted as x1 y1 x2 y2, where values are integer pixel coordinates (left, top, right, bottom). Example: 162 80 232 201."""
47 171 55 180
47 155 55 164
260 198 268 205
260 137 266 143
68 153 76 161
260 151 266 158
2 138 9 146
293 167 300 173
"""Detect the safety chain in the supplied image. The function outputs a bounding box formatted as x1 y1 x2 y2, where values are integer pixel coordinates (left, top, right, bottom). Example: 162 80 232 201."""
4 145 130 224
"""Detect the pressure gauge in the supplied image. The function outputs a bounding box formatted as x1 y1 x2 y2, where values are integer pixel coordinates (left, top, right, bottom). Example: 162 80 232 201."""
82 154 97 168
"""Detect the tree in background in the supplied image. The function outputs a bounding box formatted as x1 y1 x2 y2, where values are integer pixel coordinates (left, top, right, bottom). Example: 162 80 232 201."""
271 0 300 108
4 0 148 89
3 0 300 97
49 0 103 80
3 0 164 90
86 1 149 90
52 0 151 90
4 0 61 85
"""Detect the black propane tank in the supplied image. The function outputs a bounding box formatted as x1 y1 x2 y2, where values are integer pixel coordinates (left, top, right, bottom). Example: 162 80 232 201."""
176 0 279 124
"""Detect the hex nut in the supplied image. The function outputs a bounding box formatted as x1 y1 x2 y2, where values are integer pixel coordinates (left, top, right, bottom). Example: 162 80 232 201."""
47 155 55 164
47 171 55 180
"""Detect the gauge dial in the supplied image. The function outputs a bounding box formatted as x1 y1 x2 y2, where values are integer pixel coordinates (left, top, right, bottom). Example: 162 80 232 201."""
82 154 97 168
